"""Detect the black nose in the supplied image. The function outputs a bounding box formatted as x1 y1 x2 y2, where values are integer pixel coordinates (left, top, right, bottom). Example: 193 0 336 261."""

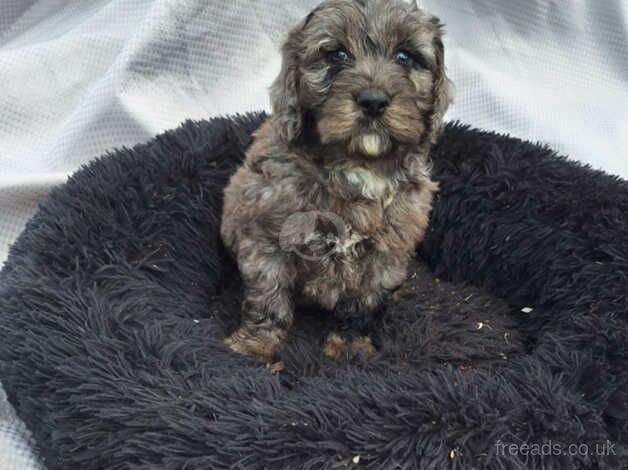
356 91 390 118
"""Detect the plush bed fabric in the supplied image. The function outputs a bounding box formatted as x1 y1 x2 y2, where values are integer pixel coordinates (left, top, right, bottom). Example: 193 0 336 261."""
0 113 626 469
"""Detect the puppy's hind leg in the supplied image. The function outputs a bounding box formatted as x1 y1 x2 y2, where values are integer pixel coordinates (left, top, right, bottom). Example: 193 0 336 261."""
325 253 408 360
225 243 296 363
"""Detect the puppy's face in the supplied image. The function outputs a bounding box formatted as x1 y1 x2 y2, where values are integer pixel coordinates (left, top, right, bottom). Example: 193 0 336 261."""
270 0 453 158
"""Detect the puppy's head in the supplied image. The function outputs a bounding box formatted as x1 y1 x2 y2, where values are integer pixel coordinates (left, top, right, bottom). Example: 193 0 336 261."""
270 0 453 158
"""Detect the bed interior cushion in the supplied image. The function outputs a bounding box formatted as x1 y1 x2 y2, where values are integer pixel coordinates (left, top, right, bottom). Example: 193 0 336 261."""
0 113 626 469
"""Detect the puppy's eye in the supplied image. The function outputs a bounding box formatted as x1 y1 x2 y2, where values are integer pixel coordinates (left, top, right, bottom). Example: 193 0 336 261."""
395 50 413 68
329 49 350 64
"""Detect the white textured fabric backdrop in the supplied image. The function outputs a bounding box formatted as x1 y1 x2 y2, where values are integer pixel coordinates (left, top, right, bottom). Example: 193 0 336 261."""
0 0 626 467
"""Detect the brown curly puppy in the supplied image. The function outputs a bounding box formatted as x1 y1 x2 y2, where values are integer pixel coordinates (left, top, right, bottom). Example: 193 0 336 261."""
221 0 453 362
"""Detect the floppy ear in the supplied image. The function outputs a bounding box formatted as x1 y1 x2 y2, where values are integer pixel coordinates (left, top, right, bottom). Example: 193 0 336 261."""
269 24 304 144
427 27 454 145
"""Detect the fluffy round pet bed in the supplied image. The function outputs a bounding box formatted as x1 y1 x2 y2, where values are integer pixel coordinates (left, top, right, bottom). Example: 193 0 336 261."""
0 113 626 470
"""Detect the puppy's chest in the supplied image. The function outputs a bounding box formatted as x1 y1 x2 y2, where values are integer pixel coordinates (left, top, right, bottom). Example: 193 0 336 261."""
317 167 405 256
340 167 397 207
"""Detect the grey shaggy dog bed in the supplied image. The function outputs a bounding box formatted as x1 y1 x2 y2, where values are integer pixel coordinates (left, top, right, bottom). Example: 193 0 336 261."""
0 113 627 469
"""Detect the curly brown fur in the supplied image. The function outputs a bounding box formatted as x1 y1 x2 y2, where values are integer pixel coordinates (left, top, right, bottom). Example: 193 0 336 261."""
221 0 453 362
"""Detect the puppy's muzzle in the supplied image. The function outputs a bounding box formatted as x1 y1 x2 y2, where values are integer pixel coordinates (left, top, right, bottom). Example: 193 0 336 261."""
356 90 390 118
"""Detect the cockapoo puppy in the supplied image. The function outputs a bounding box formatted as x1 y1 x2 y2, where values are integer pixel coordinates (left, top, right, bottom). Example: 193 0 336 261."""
221 0 453 362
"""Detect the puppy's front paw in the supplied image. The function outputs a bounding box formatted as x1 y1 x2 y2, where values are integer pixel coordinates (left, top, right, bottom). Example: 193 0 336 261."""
224 327 281 363
322 333 349 360
323 333 376 360
350 336 376 357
